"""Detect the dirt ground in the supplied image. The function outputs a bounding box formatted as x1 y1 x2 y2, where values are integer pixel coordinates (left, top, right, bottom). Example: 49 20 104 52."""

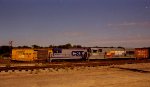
1 63 150 87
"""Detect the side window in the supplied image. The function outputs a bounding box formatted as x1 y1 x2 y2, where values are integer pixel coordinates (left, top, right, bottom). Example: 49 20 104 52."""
93 50 98 53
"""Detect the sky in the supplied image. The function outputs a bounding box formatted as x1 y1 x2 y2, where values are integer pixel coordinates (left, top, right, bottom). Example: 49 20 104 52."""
0 0 150 48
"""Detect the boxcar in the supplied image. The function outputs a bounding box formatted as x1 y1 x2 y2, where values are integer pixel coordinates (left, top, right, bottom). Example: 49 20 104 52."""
135 48 150 59
12 48 49 61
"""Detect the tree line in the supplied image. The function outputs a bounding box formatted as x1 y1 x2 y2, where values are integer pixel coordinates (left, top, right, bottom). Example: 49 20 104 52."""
15 43 82 49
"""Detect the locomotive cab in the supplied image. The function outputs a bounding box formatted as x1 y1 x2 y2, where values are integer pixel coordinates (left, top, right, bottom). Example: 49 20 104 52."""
88 48 104 59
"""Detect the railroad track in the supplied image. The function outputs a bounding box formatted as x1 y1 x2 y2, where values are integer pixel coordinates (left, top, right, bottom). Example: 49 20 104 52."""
0 59 150 73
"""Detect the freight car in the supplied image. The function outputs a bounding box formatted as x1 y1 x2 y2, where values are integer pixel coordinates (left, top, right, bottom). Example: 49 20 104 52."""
135 48 150 59
12 48 49 61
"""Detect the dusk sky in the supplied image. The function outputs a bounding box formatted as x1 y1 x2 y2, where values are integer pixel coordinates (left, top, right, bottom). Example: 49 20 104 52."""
0 0 150 47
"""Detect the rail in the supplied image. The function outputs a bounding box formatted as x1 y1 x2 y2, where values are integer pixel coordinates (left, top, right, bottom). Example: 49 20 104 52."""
0 59 150 73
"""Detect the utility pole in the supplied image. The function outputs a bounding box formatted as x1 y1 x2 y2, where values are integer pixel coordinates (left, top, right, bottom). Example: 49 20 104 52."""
9 41 13 47
9 41 13 60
